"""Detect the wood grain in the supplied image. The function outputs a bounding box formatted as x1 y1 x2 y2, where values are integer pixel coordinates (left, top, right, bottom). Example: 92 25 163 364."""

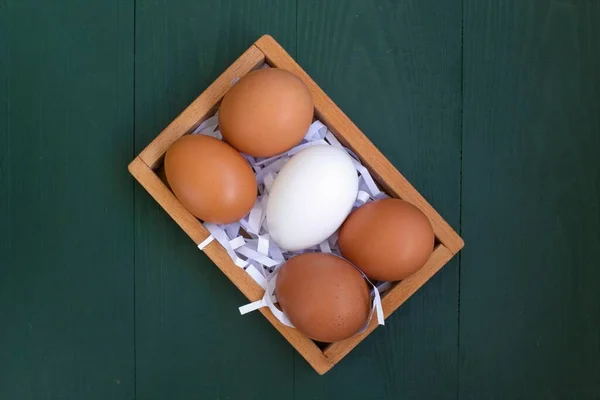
256 35 464 255
460 1 600 398
0 1 135 398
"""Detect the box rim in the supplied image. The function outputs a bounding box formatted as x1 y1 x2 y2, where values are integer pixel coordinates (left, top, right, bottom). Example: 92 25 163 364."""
129 34 463 375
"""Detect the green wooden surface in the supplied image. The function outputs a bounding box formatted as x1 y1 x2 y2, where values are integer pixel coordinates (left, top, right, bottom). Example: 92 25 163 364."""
0 1 135 399
460 1 600 399
1 0 599 399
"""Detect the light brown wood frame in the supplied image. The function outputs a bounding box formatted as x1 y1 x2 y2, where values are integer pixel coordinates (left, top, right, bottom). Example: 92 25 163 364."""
128 35 464 375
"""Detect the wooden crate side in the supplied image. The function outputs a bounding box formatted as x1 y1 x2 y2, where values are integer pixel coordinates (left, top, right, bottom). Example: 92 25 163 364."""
255 35 464 255
323 244 455 365
139 45 265 170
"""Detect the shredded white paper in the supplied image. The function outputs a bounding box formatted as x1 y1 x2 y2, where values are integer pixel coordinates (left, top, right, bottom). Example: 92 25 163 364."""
191 66 390 335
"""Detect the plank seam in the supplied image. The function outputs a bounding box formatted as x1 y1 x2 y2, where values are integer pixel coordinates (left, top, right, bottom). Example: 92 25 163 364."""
132 0 137 397
456 0 464 398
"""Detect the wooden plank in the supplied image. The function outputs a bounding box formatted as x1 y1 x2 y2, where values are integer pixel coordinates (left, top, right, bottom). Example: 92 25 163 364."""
133 1 297 398
293 0 462 397
0 1 134 399
460 1 600 398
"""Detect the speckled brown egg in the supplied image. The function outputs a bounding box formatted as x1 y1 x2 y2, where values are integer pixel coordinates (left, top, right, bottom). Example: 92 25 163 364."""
339 198 435 281
218 68 313 157
275 253 371 343
164 135 257 224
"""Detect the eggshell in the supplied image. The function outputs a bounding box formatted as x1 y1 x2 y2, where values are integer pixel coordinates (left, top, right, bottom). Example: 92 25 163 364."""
339 198 435 281
276 253 371 343
164 135 257 224
266 145 359 251
218 68 313 157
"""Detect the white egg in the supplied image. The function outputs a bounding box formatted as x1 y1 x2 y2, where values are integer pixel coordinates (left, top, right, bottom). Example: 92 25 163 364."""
266 145 359 251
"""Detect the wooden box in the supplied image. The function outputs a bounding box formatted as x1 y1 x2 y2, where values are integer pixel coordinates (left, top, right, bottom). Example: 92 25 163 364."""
128 35 464 375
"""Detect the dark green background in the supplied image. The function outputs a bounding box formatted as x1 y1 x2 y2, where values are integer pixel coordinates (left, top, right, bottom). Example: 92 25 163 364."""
1 0 599 399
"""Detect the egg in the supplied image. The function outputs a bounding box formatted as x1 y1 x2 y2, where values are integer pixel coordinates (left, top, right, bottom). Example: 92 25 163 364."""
164 135 257 224
339 198 435 281
276 253 371 343
218 68 313 157
266 145 358 251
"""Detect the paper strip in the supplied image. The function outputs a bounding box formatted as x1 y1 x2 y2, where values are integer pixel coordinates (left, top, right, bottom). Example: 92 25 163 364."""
352 160 381 197
234 258 249 268
263 276 294 327
304 121 328 141
236 246 279 267
373 285 385 326
239 298 266 315
197 235 215 250
192 114 219 134
247 200 263 234
205 223 238 261
356 190 371 205
239 274 294 326
224 222 241 239
269 242 285 262
319 240 332 253
325 130 343 148
259 195 269 230
376 281 392 293
245 264 267 289
328 231 339 247
374 192 390 200
343 146 360 161
254 153 287 167
229 236 246 250
238 218 253 235
257 234 270 255
263 173 276 193
255 157 288 182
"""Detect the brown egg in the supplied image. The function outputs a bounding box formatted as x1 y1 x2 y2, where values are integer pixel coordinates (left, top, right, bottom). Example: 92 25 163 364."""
276 253 371 343
218 68 313 157
164 135 257 224
339 199 435 281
